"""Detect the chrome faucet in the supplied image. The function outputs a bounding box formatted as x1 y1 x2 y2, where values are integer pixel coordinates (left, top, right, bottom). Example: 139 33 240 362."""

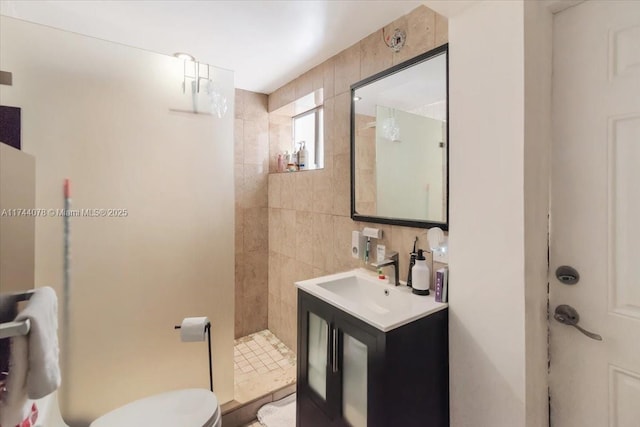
370 251 400 286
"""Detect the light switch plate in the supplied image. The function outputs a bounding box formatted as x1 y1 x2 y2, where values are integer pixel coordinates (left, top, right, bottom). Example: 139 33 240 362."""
433 248 448 264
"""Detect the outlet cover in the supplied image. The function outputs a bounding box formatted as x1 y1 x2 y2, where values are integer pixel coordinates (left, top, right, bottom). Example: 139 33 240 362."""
433 248 448 264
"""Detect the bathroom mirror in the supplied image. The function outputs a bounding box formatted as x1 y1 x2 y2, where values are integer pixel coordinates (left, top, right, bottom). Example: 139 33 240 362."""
351 45 448 230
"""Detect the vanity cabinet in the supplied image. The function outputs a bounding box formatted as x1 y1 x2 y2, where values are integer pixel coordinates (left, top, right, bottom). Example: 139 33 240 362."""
297 290 449 427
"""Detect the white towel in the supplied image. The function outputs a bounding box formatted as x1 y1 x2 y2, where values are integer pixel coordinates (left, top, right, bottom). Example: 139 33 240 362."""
17 287 61 399
257 393 296 427
16 287 61 399
0 287 61 426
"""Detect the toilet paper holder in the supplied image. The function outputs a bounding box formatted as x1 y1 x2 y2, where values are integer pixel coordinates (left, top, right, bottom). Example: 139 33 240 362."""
174 321 213 392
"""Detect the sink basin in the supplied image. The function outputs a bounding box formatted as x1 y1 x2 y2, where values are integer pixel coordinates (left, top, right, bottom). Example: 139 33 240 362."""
295 269 447 332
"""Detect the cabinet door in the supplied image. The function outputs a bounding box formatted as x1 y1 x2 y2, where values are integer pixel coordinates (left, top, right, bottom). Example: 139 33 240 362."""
298 292 337 418
335 315 379 427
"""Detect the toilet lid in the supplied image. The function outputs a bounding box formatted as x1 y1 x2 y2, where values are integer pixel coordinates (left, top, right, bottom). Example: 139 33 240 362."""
90 389 219 427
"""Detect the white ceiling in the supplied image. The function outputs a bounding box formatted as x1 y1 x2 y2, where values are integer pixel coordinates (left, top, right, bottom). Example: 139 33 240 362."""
0 0 423 94
355 51 446 118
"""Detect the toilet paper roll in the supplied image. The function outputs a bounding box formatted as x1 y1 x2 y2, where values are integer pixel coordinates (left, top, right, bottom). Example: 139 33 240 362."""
180 317 209 342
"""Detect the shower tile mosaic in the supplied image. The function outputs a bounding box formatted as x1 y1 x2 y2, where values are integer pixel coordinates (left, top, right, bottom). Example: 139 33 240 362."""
233 329 296 404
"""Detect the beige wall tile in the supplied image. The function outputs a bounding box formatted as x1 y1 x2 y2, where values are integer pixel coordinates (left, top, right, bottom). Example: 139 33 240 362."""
295 211 314 265
280 209 297 258
323 57 335 99
280 301 298 352
333 215 357 272
243 120 269 166
360 29 393 79
311 169 334 214
294 172 313 212
280 255 297 308
294 70 313 99
244 251 268 299
435 13 448 48
313 267 329 278
268 208 283 254
235 118 244 165
310 65 324 92
332 153 351 217
333 92 351 156
244 207 268 252
280 173 296 210
334 43 361 95
243 91 268 122
235 163 244 194
243 163 268 209
235 88 245 119
268 81 295 112
243 292 268 336
268 251 282 299
268 173 282 209
322 97 335 160
236 206 244 255
268 292 281 338
312 213 334 272
235 89 271 339
235 261 245 338
295 260 314 283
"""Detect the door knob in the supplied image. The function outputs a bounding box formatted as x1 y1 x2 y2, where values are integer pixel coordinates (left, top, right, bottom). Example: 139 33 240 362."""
554 304 603 341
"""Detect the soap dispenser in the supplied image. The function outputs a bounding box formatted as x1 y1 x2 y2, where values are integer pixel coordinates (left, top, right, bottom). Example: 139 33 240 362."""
412 249 430 295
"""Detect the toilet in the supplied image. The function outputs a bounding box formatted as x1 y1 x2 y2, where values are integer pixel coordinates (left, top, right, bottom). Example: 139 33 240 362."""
36 389 221 427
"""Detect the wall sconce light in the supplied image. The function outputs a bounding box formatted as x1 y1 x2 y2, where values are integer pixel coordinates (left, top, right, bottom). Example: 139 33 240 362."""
174 52 228 118
381 108 401 142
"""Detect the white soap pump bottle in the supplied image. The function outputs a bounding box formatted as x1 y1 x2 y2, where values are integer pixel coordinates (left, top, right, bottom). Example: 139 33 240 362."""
412 249 430 295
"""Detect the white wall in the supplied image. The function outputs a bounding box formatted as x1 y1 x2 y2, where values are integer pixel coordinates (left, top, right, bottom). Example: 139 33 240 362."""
448 1 527 426
443 0 552 425
0 16 235 425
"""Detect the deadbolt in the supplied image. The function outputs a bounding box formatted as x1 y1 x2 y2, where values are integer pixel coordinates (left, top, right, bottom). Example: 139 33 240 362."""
555 266 580 285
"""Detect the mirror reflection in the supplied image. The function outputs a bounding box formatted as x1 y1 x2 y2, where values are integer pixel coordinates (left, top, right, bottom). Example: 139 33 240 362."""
351 46 448 229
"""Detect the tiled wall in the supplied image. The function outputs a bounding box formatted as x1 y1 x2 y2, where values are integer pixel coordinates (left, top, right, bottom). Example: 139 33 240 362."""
354 114 377 216
235 89 270 338
267 5 448 351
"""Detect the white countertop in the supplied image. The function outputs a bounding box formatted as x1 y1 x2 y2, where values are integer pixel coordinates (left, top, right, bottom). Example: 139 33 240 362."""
295 268 448 332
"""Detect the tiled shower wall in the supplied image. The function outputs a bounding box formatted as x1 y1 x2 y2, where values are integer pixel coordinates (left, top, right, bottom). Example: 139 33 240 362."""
235 89 270 338
267 5 448 351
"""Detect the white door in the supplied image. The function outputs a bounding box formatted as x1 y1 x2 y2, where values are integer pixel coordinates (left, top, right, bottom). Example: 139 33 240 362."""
550 1 640 426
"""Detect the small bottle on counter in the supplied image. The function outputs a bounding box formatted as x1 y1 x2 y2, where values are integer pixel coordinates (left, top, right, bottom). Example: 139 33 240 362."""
277 154 284 172
411 249 430 295
298 141 308 170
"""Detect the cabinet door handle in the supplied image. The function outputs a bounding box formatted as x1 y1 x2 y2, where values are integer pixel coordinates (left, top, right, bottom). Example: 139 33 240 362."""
332 327 339 373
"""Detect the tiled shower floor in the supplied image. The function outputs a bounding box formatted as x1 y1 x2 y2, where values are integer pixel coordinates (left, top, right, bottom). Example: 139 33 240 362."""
233 329 296 404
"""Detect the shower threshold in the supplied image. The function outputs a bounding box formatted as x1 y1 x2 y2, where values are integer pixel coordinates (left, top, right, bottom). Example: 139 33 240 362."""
221 329 296 426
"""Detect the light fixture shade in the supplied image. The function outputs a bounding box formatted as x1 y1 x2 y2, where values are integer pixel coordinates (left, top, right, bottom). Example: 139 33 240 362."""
381 116 400 142
174 52 195 61
205 80 228 118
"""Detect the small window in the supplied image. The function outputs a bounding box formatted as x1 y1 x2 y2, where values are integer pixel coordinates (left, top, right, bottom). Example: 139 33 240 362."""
293 106 324 170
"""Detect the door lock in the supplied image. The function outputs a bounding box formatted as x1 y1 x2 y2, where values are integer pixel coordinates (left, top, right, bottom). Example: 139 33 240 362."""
555 266 580 285
554 304 602 341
